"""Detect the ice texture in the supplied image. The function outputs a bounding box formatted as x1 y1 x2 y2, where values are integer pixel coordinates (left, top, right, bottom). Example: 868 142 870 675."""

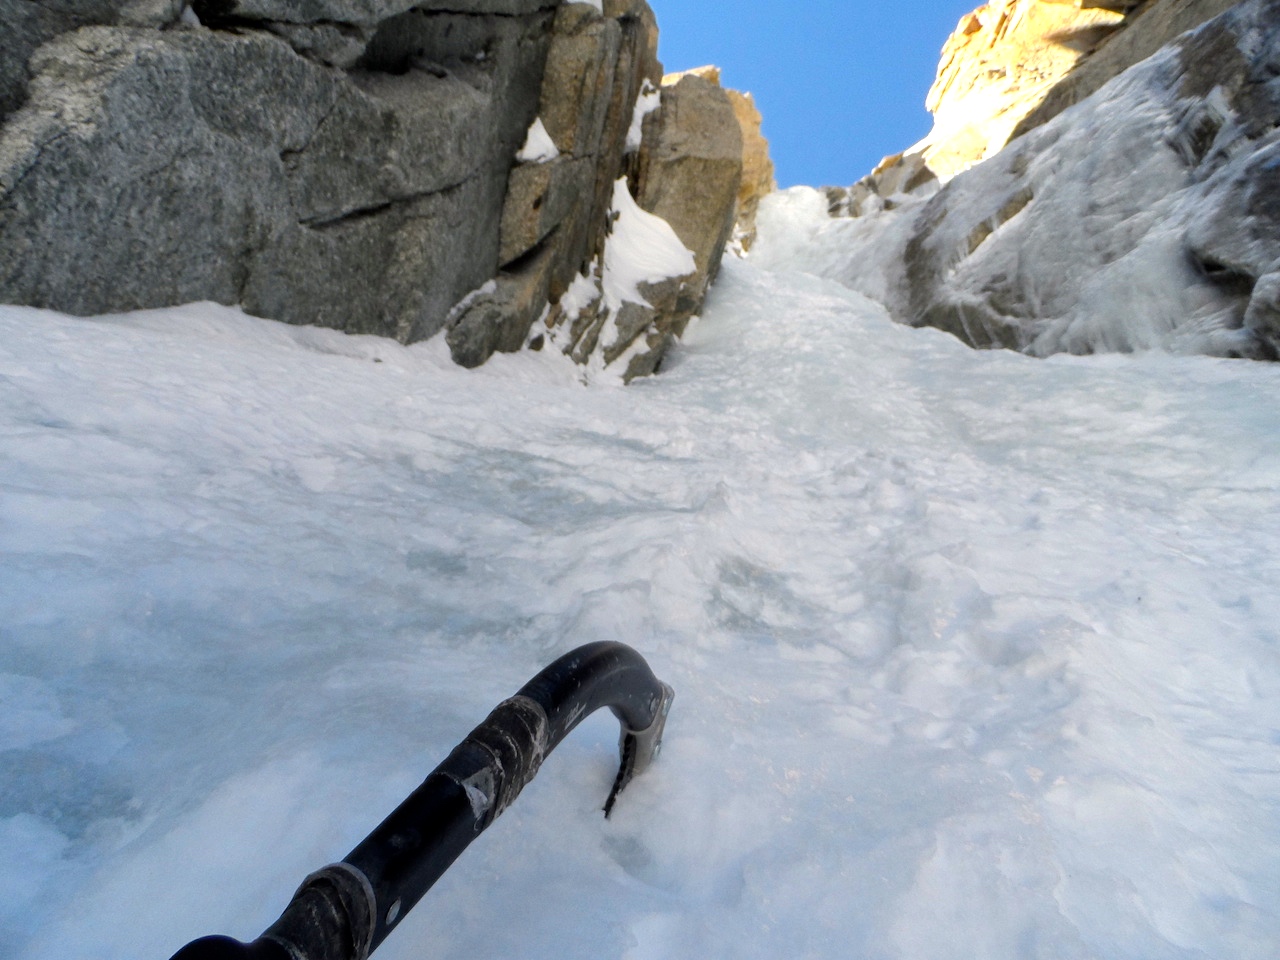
2 247 1279 959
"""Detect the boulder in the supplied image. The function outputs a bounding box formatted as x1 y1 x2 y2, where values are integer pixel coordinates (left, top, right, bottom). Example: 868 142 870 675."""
444 247 555 366
656 65 774 250
634 72 742 305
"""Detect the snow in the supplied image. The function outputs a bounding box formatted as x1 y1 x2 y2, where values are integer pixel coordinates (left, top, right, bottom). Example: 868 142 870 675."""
516 118 560 164
558 265 602 324
3 222 1280 960
445 280 499 327
626 81 661 153
750 186 921 310
529 180 696 379
600 178 696 315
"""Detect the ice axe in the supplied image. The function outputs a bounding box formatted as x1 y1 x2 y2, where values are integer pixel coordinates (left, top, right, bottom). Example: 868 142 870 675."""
169 641 674 960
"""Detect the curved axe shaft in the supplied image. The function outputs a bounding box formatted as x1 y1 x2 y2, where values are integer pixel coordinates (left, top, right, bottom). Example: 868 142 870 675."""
170 642 674 960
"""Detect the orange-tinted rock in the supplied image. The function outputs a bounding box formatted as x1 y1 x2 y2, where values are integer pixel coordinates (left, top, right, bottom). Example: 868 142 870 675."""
920 0 1128 178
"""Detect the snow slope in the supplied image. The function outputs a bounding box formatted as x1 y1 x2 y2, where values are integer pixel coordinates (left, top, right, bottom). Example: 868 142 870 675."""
2 248 1279 958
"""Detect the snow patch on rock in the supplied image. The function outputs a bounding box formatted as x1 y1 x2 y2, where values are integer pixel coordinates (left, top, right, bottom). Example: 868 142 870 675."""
626 81 660 153
516 117 560 164
602 178 696 313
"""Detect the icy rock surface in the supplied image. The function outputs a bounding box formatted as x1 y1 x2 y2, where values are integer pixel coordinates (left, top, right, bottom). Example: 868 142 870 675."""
783 0 1280 362
2 247 1280 958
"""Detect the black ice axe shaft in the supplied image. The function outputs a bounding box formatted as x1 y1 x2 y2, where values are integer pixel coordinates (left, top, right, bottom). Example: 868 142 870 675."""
170 641 674 960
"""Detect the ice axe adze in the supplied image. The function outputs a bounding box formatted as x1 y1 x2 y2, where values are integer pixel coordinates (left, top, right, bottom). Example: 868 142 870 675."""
169 641 674 960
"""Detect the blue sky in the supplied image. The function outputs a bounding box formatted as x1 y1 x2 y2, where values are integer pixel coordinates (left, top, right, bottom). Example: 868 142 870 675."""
646 0 978 188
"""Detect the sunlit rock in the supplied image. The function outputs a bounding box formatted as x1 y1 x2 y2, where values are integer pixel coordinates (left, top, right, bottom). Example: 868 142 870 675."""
898 0 1280 359
919 0 1129 179
1009 0 1243 140
822 150 939 220
904 0 1244 182
660 65 776 251
724 87 775 251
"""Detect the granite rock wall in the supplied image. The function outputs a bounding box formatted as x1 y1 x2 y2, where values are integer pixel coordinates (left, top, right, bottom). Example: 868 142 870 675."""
0 0 751 379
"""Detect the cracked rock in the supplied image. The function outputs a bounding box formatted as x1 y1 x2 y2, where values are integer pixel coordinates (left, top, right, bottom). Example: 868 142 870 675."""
0 3 555 342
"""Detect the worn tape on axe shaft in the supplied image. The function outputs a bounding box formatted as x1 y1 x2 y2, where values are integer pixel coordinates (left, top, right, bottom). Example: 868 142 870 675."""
446 695 549 827
263 861 378 960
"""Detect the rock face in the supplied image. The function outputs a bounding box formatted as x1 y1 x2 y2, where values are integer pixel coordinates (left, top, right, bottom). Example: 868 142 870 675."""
525 64 745 380
838 0 1280 360
1 0 557 344
1009 0 1243 140
919 0 1244 178
0 0 749 380
724 87 774 251
660 65 776 250
1 2 204 120
822 150 939 220
823 0 1248 214
919 0 1132 179
445 0 663 370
